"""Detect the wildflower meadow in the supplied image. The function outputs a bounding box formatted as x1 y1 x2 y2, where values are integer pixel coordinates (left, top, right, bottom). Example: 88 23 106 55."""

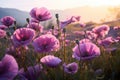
0 7 120 80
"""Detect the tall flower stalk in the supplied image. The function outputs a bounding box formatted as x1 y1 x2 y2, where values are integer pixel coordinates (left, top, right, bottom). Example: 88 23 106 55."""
26 18 30 24
51 26 54 35
13 21 17 30
75 40 82 71
55 14 61 38
63 28 66 62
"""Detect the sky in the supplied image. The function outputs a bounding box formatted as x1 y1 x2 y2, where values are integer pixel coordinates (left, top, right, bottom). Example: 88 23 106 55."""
0 0 120 11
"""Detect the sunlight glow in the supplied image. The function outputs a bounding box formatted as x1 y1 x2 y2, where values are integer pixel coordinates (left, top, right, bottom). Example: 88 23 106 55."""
0 0 120 11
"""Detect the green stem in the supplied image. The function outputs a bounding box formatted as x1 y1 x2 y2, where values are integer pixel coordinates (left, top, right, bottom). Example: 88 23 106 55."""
64 32 66 62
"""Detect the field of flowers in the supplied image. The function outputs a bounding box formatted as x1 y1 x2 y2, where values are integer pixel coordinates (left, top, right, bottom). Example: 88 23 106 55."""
0 7 120 80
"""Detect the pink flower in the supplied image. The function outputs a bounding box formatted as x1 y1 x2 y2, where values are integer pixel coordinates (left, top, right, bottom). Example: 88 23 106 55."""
63 62 78 74
98 37 118 47
40 55 62 67
72 42 100 60
113 26 120 30
0 29 6 38
27 22 43 32
33 34 60 53
60 16 80 28
30 7 52 21
11 28 35 47
79 22 86 27
86 31 97 40
92 25 110 39
116 36 120 42
71 16 80 22
65 39 70 46
1 16 15 27
0 25 7 30
0 54 18 79
30 18 39 23
73 31 85 36
19 64 43 80
79 39 91 43
46 28 59 36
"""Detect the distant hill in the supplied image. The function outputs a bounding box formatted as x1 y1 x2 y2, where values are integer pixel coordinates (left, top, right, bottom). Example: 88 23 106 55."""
0 7 119 38
0 6 113 26
0 7 30 25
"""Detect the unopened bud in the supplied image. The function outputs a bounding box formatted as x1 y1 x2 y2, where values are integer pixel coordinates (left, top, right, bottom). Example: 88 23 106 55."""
75 40 79 44
14 21 17 25
26 18 30 23
63 28 66 33
52 26 54 29
55 14 59 19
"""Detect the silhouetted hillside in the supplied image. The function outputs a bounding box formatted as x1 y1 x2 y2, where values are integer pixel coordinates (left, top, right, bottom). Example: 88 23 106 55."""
0 6 112 26
0 7 30 25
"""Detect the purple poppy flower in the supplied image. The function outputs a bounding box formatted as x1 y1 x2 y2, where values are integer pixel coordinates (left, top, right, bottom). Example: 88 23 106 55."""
94 69 104 79
47 28 58 35
0 54 18 80
40 55 62 67
25 64 43 79
94 69 103 76
98 37 118 47
0 29 6 38
71 16 80 22
19 64 43 80
63 62 78 74
72 42 100 60
115 36 120 42
33 34 60 53
27 22 43 32
0 25 7 30
11 28 35 47
92 25 110 39
79 22 86 27
30 7 52 21
60 16 80 28
45 29 53 35
65 39 70 46
113 26 120 30
30 18 39 23
15 75 27 80
86 31 97 40
79 38 91 43
1 16 15 27
46 28 62 38
73 31 85 36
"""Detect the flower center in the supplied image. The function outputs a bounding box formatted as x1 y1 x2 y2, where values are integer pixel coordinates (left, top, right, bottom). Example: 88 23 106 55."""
42 43 48 49
68 66 74 72
21 37 28 41
38 15 42 19
0 63 6 74
81 52 90 57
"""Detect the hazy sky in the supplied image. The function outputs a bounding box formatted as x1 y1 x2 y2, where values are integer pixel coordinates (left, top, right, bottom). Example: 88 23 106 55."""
0 0 120 11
